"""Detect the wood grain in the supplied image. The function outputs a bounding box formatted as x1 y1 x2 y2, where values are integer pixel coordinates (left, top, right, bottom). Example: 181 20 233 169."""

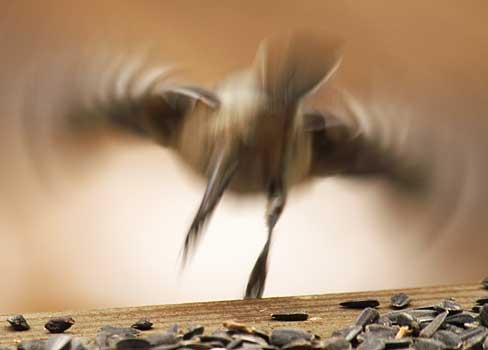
1 283 487 347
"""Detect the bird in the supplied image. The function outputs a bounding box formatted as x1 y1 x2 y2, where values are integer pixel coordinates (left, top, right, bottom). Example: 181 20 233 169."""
37 29 432 299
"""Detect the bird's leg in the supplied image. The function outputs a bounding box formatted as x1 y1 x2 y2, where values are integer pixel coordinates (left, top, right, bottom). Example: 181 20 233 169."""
244 177 287 299
179 148 239 269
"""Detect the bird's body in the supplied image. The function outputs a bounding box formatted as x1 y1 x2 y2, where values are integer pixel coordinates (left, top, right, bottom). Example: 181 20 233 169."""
175 69 310 194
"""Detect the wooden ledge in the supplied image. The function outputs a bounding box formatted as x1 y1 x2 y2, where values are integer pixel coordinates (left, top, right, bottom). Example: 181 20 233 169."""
1 283 486 346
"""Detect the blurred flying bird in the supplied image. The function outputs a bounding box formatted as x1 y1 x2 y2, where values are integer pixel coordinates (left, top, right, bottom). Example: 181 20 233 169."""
21 30 433 298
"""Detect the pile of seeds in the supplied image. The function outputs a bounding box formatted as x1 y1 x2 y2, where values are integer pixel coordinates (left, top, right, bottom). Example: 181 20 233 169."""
4 280 488 350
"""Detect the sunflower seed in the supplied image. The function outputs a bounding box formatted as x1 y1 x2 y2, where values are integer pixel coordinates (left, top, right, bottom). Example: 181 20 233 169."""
200 335 233 345
322 337 351 350
357 337 385 350
471 306 481 313
481 277 488 289
432 331 462 349
475 298 488 305
420 312 449 338
180 340 212 350
226 338 244 350
146 331 180 346
46 335 72 350
460 327 488 350
384 338 412 349
17 340 48 350
378 317 394 327
364 325 400 340
332 326 363 342
483 336 488 349
356 308 380 328
270 328 314 347
6 314 30 331
183 325 205 340
131 318 153 331
116 337 152 349
282 339 314 350
414 338 446 350
272 312 309 322
252 328 271 343
480 305 488 327
100 325 140 337
397 313 420 333
445 313 478 327
436 300 462 313
151 344 182 350
237 334 270 346
391 294 411 310
340 300 380 309
441 325 465 335
45 316 75 333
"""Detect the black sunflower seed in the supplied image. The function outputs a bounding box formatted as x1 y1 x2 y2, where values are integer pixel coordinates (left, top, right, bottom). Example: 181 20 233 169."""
237 334 269 346
151 344 182 350
252 328 270 343
384 338 412 349
363 324 400 340
200 335 232 345
436 300 462 313
420 311 449 338
131 318 153 331
270 328 313 347
432 330 462 349
480 277 488 289
332 325 363 342
17 340 48 350
45 316 75 334
391 294 411 310
340 300 380 309
396 313 420 333
356 337 385 350
322 337 351 350
282 339 314 350
414 338 446 350
226 338 244 350
480 305 488 327
180 340 211 350
46 335 72 350
460 327 488 350
476 298 488 305
271 312 309 322
6 314 30 331
355 308 380 328
445 313 478 327
100 325 140 336
146 331 180 346
183 325 205 340
116 337 151 349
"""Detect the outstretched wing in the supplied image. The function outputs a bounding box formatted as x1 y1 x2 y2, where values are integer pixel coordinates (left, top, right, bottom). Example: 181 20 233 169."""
303 87 431 192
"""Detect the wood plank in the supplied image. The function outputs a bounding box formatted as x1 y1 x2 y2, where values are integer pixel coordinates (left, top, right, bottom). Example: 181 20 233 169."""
1 283 487 347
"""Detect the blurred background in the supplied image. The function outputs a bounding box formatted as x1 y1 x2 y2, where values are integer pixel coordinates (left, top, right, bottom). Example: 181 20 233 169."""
1 0 487 313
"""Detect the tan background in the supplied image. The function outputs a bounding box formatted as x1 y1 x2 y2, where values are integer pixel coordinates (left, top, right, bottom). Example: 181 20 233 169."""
0 0 487 313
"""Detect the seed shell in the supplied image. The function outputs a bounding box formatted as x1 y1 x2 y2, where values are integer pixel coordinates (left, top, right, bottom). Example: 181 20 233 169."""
272 312 309 322
6 314 30 331
131 318 153 331
419 311 448 338
45 316 75 334
340 300 380 309
391 294 411 310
